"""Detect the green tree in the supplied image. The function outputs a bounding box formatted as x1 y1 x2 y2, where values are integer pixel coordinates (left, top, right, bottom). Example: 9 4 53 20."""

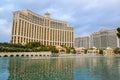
114 48 120 54
66 48 71 54
117 28 120 38
61 45 67 48
25 42 41 49
84 49 87 54
72 49 76 54
99 49 103 55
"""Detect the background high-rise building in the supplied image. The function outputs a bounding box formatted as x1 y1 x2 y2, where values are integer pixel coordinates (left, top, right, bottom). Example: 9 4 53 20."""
75 36 90 48
11 9 74 47
90 29 119 49
75 28 120 49
90 30 108 48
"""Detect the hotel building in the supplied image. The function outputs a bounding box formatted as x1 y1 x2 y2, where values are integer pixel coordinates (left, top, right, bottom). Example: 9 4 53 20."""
90 29 119 49
75 28 120 49
11 9 74 47
75 36 90 48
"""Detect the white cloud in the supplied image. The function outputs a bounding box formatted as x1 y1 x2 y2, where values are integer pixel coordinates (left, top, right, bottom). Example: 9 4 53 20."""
0 19 11 42
0 4 15 12
41 7 75 23
0 19 11 32
0 0 120 42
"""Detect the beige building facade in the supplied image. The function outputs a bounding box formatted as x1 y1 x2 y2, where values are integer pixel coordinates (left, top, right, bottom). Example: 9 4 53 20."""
11 9 74 47
103 47 114 55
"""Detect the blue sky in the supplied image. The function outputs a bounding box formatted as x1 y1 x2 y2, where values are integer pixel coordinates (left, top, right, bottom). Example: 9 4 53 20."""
0 0 120 42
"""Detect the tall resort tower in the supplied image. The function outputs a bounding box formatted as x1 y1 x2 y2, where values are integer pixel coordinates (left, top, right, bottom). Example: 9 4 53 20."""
11 9 74 47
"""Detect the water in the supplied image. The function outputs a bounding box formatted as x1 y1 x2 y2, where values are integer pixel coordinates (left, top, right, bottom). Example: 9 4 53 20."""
0 56 120 80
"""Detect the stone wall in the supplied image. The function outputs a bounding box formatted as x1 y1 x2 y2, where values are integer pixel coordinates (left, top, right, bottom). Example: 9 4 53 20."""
0 51 51 57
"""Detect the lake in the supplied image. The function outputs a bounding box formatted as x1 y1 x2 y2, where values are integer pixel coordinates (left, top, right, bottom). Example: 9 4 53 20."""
0 56 120 80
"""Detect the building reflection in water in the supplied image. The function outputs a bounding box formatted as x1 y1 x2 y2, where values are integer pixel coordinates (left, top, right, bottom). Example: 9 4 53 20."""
7 58 74 80
7 57 120 80
0 58 9 80
74 57 120 80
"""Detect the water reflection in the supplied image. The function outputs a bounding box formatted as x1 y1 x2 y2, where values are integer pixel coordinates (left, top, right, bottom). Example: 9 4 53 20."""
8 57 74 80
0 57 120 80
74 57 120 80
0 58 9 80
